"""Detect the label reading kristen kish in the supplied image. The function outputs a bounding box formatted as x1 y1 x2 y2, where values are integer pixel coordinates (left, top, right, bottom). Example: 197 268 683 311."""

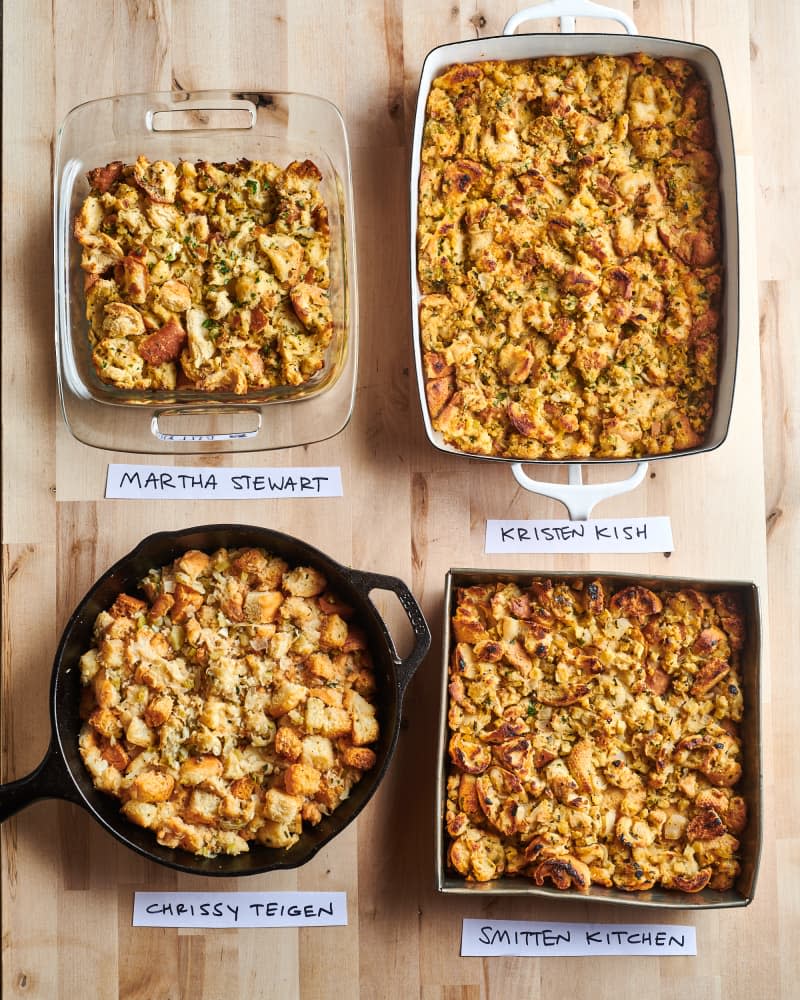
485 516 673 554
106 464 343 500
133 891 347 928
461 919 696 957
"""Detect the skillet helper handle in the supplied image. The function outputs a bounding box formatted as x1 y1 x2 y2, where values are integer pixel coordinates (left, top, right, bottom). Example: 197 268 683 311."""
503 0 637 35
346 569 432 696
0 738 79 823
512 461 649 521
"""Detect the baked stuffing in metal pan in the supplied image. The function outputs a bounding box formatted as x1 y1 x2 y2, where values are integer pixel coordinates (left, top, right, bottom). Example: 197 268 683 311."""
418 54 721 459
445 577 746 893
78 546 379 858
74 157 332 394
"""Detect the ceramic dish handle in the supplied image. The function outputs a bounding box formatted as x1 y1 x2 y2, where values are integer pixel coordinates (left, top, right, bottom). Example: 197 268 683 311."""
0 738 81 823
347 570 432 696
511 462 649 520
504 0 637 35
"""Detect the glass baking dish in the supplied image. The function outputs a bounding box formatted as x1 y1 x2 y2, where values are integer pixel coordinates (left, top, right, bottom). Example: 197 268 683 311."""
54 90 357 454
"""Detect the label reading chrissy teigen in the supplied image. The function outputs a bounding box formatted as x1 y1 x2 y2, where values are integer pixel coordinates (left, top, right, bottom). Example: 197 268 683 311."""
133 891 348 928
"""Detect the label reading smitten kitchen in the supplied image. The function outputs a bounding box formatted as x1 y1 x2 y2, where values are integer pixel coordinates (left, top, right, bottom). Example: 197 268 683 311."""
105 464 343 500
485 516 673 554
461 919 696 958
133 891 347 929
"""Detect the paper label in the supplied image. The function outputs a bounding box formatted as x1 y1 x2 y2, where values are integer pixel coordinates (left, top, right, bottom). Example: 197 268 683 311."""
485 516 673 554
461 919 696 957
106 464 343 500
132 891 347 928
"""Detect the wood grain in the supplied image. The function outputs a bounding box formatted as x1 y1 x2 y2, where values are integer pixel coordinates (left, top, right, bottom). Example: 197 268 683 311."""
2 1 795 997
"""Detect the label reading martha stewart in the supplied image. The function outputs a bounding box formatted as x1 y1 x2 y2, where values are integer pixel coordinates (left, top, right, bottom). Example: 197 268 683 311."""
106 464 343 499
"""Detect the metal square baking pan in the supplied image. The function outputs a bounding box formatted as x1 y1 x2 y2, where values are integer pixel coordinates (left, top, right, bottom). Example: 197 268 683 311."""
435 568 762 909
54 90 357 454
409 1 740 516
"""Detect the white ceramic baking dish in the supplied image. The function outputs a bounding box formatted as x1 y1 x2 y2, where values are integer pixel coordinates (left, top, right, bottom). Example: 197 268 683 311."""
54 90 358 455
409 1 739 518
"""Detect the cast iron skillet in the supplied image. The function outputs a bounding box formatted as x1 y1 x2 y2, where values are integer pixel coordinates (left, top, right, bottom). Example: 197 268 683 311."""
0 524 432 875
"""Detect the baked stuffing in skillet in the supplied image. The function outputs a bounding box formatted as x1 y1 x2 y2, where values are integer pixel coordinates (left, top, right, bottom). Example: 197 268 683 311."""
78 547 379 857
74 157 333 394
418 55 721 459
445 578 746 893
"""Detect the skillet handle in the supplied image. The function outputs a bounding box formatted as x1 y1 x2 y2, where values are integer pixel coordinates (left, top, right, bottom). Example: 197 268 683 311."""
504 0 637 35
346 570 432 697
0 737 79 823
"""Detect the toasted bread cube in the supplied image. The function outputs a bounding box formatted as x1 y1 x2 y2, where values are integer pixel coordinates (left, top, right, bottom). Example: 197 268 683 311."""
319 614 348 650
274 726 303 761
88 706 123 739
283 763 321 797
263 788 302 825
256 819 300 849
130 768 175 803
301 735 335 772
306 651 335 681
93 667 120 708
171 582 204 623
305 697 351 738
185 788 221 825
282 566 326 597
346 691 379 746
229 777 256 800
179 755 223 786
126 715 155 748
341 745 377 770
244 590 284 623
109 593 148 620
121 800 159 829
308 686 343 708
268 680 307 718
100 740 130 771
156 816 206 853
79 648 100 685
148 593 175 622
144 694 174 728
352 713 379 746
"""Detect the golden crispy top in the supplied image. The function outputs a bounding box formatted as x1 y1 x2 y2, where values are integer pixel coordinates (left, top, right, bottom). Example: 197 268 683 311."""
418 54 722 459
74 157 333 394
445 578 747 894
78 547 378 858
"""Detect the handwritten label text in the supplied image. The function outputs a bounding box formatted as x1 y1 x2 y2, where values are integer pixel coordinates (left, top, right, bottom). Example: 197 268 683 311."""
106 464 343 500
485 517 673 554
133 891 347 928
461 919 696 957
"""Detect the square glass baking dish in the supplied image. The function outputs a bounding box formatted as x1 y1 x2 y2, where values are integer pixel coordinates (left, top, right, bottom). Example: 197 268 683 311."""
54 90 357 454
435 568 762 909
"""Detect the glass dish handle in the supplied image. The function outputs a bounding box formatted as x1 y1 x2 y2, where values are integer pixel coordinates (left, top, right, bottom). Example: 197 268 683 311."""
503 0 638 35
151 407 262 442
147 96 258 132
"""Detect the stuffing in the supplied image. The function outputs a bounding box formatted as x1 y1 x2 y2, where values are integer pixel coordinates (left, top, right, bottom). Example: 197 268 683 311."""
75 157 333 394
78 546 379 857
445 578 747 894
418 55 721 458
